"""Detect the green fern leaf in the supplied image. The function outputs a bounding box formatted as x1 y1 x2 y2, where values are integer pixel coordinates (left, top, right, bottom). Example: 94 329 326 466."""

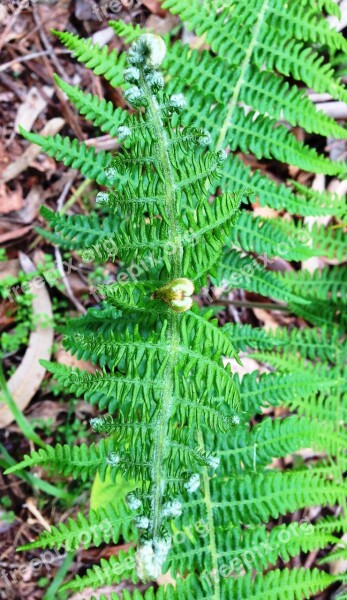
60 549 137 593
54 75 128 137
18 503 137 552
20 127 113 185
52 30 126 87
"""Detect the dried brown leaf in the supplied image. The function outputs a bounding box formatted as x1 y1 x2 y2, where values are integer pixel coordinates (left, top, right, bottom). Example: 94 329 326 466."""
0 254 54 428
0 182 23 214
0 117 64 183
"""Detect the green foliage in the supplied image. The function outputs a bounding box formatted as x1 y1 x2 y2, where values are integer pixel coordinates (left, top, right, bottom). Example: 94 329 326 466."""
12 7 347 599
5 438 115 482
18 502 137 552
54 75 128 139
26 10 347 312
20 127 113 185
60 548 137 593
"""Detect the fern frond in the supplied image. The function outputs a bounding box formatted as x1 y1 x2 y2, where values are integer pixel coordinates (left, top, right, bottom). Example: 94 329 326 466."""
304 0 340 17
40 358 163 414
230 212 346 261
319 544 347 566
169 520 339 576
224 322 342 362
239 366 341 416
39 206 122 252
214 249 305 304
4 438 119 482
18 503 137 551
226 106 345 175
62 321 240 411
278 265 347 303
20 128 113 185
181 469 346 528
211 416 346 474
15 23 347 594
261 1 347 52
221 154 347 217
162 0 347 104
160 41 347 140
44 189 241 279
60 549 137 593
220 567 339 600
52 30 126 87
81 569 341 600
110 20 146 44
54 75 128 137
179 88 344 176
99 288 240 359
291 179 347 219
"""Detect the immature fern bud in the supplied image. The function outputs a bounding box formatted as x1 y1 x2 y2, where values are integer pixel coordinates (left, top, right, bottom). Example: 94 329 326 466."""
124 66 140 83
154 278 194 313
90 414 115 435
118 125 132 140
169 93 186 110
184 473 200 493
126 492 142 511
106 451 121 466
197 129 212 146
134 516 150 530
124 86 147 108
207 454 220 470
162 499 182 518
145 70 165 91
95 191 109 205
135 537 171 581
128 34 166 69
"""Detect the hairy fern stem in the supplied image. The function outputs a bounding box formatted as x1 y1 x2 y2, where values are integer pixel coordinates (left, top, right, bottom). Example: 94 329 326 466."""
150 312 180 539
138 58 183 554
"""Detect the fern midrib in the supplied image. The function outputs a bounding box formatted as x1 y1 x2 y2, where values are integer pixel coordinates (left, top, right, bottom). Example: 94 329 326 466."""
141 70 183 539
216 0 269 152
